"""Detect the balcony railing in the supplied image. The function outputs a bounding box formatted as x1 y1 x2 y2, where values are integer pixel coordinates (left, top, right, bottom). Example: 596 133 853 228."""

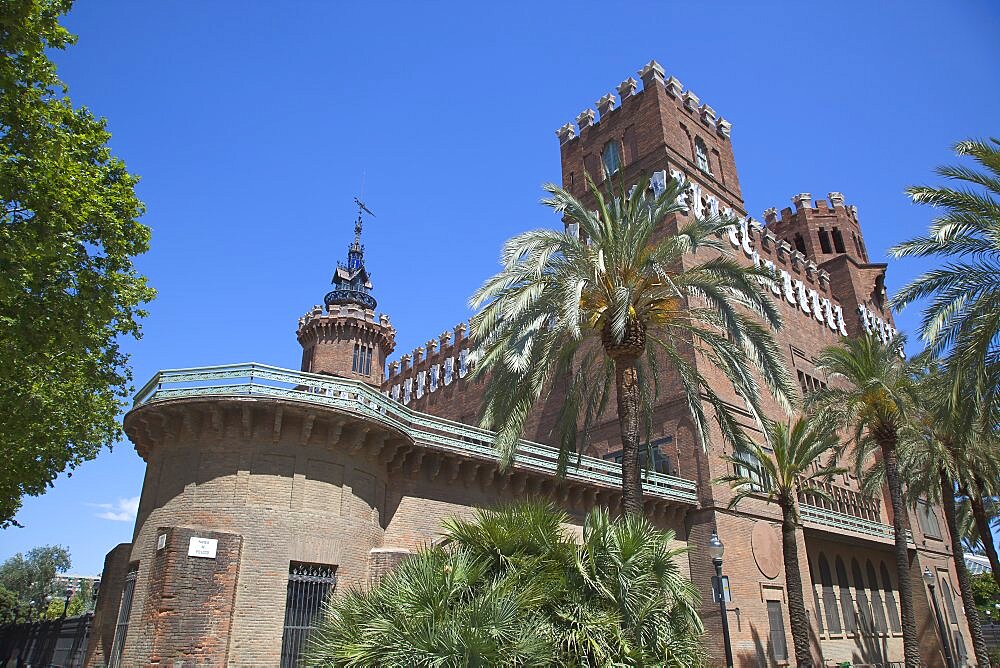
800 503 914 545
132 363 698 505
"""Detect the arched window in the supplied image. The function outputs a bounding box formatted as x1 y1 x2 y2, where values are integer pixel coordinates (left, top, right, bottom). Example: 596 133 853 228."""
941 578 958 624
695 137 711 173
808 557 823 633
879 562 901 633
819 554 842 633
852 559 872 633
866 560 888 634
602 140 621 177
836 557 856 633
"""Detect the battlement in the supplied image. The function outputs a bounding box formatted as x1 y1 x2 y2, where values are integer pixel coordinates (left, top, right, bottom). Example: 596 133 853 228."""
762 192 869 265
382 322 474 405
296 303 394 338
296 303 396 383
555 60 731 146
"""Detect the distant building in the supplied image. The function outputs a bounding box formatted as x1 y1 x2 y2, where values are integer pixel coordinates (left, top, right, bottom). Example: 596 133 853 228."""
966 554 993 575
52 573 100 595
86 60 976 668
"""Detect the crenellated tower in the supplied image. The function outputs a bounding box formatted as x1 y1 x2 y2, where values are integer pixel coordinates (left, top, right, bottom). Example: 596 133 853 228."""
297 200 395 384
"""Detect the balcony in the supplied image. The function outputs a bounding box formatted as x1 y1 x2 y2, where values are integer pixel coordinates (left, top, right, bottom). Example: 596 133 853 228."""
132 363 698 506
800 504 914 546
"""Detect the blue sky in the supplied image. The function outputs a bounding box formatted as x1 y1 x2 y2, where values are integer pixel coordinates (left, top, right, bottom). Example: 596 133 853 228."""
2 1 998 574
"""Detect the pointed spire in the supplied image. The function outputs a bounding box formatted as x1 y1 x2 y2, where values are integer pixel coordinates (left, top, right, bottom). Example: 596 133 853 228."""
325 199 378 310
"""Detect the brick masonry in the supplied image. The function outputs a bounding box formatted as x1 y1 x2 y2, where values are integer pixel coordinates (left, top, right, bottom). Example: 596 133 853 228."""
91 60 974 667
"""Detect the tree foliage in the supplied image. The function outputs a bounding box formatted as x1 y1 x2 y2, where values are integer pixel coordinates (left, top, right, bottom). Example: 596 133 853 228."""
470 174 792 513
0 0 154 526
718 415 843 667
305 503 705 667
809 334 922 666
0 544 71 622
889 138 1000 411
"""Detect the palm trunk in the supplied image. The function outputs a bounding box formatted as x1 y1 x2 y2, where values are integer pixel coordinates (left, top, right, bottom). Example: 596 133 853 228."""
941 470 990 666
969 487 1000 590
614 355 644 516
781 500 813 667
881 440 921 666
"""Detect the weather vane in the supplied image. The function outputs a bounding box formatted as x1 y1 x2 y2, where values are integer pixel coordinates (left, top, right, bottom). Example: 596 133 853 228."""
353 196 374 243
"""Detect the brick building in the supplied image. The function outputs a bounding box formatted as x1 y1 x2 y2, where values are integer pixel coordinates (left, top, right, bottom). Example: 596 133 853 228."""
87 61 974 667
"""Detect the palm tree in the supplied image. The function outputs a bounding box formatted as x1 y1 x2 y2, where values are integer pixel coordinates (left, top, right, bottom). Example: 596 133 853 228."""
889 138 1000 396
717 416 844 667
304 502 705 667
470 174 793 515
959 492 1000 588
899 360 991 665
808 334 921 666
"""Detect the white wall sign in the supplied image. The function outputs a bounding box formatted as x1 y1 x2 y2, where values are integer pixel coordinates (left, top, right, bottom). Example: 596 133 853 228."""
188 537 218 559
157 533 167 550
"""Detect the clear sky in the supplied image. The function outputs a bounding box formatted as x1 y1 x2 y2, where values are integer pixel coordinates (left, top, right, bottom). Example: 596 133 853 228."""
2 1 998 574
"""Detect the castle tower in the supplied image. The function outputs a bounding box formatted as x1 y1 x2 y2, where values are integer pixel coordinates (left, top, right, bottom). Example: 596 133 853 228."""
557 60 743 215
764 192 869 265
297 201 395 384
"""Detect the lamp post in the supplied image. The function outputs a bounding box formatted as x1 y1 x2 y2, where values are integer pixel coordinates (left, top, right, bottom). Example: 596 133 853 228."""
62 586 73 618
708 532 734 668
923 567 955 668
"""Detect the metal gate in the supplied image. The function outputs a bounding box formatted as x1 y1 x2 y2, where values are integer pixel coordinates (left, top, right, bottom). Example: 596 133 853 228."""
280 562 337 667
107 564 138 668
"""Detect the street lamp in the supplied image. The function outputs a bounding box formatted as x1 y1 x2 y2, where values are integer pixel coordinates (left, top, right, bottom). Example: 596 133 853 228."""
708 532 734 668
62 586 73 618
922 567 955 668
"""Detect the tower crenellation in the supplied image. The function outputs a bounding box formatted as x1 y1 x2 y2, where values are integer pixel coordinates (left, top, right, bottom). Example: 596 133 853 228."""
763 191 870 266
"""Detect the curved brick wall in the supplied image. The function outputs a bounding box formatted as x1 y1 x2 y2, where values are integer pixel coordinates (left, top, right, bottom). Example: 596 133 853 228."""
120 396 407 666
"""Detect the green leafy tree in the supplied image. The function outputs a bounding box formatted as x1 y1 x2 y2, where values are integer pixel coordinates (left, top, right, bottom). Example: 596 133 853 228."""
897 360 991 666
971 572 1000 620
40 579 91 619
809 334 921 666
305 503 705 667
718 416 844 667
0 583 21 624
0 0 154 526
889 138 1000 413
0 545 71 621
470 175 792 515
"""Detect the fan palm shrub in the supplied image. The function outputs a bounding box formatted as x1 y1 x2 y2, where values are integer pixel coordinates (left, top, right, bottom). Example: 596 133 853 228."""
718 416 844 667
304 502 705 667
808 334 921 666
469 175 793 515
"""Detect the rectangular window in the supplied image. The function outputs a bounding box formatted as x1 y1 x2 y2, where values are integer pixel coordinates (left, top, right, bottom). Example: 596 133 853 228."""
108 563 139 668
281 562 337 668
818 228 833 254
916 499 942 539
733 448 770 492
831 227 846 253
351 344 360 372
767 600 789 661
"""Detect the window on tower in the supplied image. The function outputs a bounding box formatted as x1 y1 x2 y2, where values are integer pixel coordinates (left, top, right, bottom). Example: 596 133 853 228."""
601 140 621 177
818 228 833 254
831 227 847 253
694 137 711 173
352 344 360 373
793 233 807 255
